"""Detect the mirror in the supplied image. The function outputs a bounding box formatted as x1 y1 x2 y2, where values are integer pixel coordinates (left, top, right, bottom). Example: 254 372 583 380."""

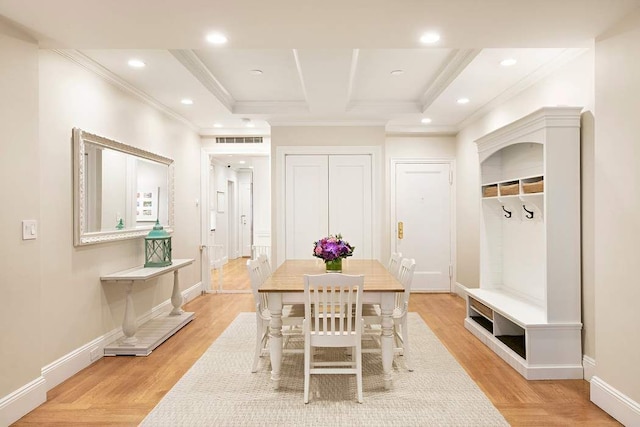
73 128 174 246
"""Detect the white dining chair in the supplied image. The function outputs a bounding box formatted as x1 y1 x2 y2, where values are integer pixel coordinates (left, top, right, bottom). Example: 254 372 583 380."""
247 259 304 373
303 273 364 404
257 253 272 278
388 252 403 279
252 244 271 260
361 252 403 319
362 258 416 371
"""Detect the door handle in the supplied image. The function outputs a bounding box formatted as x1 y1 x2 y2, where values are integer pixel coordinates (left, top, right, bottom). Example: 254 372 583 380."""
398 222 404 239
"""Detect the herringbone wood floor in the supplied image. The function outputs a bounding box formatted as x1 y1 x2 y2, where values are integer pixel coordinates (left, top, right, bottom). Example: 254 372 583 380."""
13 258 620 426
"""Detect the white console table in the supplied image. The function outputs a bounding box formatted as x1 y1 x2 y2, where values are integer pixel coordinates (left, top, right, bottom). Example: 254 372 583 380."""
101 258 195 356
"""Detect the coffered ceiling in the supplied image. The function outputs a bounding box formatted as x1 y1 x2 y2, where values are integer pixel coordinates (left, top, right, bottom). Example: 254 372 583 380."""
1 0 638 135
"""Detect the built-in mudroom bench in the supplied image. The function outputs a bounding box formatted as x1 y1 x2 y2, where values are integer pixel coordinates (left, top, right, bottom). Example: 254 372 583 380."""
465 107 584 380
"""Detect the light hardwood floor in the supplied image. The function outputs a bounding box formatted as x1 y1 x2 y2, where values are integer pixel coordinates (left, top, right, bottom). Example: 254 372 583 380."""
13 258 620 426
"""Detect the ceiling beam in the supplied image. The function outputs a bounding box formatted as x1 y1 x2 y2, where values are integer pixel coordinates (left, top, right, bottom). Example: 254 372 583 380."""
170 49 235 112
420 48 481 112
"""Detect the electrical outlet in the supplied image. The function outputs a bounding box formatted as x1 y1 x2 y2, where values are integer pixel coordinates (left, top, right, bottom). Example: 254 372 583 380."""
89 347 102 361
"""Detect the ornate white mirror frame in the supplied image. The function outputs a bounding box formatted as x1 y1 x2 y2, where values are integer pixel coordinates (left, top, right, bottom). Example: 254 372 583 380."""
73 128 175 246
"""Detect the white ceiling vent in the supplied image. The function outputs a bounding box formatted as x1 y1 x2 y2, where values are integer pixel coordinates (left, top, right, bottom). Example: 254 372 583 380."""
215 136 263 144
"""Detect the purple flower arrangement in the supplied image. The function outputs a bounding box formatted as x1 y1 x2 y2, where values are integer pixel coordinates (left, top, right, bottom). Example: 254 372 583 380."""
313 234 355 261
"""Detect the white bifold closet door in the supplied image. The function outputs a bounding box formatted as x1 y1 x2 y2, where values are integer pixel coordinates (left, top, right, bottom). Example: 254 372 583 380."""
285 154 372 260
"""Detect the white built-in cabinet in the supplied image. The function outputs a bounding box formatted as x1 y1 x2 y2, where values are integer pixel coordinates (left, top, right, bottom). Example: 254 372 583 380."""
285 154 372 260
465 107 583 380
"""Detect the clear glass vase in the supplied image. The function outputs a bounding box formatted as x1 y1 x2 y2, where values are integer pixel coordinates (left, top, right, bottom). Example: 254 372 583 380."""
325 258 342 272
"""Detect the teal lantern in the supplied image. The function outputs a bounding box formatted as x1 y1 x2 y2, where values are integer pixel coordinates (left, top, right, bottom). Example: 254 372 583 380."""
144 220 172 267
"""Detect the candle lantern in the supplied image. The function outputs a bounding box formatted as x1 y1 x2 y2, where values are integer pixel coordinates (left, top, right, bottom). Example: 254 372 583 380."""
144 220 172 267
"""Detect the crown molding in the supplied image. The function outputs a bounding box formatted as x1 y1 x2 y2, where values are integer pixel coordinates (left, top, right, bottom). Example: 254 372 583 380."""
54 49 198 132
347 100 421 114
268 119 387 127
420 48 482 111
385 124 458 136
233 101 309 114
457 48 588 131
169 49 235 112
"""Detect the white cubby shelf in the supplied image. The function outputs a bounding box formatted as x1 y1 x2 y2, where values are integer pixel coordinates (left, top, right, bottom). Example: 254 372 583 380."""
466 106 584 380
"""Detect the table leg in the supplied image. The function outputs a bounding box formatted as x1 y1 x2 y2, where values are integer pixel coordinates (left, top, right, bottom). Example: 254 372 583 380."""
380 292 395 389
170 270 184 315
267 292 283 389
121 281 138 345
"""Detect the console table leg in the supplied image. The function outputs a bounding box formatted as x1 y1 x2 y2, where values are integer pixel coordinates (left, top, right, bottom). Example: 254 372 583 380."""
170 270 184 315
121 282 138 345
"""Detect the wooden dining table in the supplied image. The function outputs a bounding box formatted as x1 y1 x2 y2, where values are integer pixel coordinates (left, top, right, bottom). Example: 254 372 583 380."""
259 259 404 390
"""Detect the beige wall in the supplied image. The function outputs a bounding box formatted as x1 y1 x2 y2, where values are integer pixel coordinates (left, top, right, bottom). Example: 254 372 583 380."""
594 9 640 405
0 29 202 415
0 20 41 398
455 50 596 359
37 50 202 363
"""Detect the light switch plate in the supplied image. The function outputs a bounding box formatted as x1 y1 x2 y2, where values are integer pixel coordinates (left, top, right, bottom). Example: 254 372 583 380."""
22 220 37 240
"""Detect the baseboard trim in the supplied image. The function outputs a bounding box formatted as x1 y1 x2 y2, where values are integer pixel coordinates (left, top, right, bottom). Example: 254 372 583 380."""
0 376 46 426
453 281 467 297
582 355 595 381
591 376 640 426
0 281 202 424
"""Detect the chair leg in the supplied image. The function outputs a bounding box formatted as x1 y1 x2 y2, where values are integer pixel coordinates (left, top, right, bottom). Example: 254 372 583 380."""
355 341 363 403
252 318 266 373
304 339 311 403
401 315 412 371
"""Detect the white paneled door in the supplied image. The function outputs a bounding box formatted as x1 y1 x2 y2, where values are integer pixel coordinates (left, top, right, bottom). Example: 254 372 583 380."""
393 162 452 292
285 154 372 260
328 155 372 259
285 155 329 259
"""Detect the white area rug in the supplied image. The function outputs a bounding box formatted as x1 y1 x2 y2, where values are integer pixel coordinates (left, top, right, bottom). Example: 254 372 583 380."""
141 312 508 426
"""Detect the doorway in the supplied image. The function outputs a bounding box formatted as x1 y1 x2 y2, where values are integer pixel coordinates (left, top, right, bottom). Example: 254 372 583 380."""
203 153 271 293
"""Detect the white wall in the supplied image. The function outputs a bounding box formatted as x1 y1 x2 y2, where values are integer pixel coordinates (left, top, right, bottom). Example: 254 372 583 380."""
0 19 41 403
592 10 640 419
455 50 596 358
1 34 202 423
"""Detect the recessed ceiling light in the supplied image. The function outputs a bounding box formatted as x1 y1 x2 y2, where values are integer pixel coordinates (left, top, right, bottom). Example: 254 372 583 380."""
249 69 263 75
390 69 405 76
421 117 432 124
181 98 194 105
213 123 223 128
420 32 441 44
127 59 146 68
239 160 246 164
500 58 517 67
206 33 228 45
457 97 470 105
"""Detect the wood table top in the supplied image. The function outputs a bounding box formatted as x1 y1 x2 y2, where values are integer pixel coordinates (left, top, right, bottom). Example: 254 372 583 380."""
259 259 404 293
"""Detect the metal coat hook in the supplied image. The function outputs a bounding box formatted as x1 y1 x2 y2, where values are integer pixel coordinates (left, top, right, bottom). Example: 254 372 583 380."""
523 205 534 219
501 205 512 218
